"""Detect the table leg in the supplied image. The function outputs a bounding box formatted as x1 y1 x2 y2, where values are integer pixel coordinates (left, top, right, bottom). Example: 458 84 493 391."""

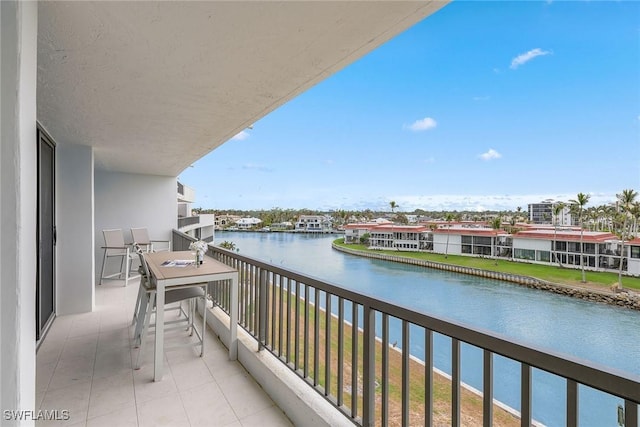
230 275 238 360
154 281 165 381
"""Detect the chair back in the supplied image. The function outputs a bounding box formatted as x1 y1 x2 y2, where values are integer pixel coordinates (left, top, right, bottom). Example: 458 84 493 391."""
134 244 154 290
103 229 126 256
131 227 151 245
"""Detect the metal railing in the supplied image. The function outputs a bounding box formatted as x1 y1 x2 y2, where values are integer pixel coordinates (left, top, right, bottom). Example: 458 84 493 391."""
172 229 640 427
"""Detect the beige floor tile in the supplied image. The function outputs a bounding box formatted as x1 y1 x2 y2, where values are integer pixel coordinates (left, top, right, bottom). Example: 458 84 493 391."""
86 404 137 427
92 348 133 380
136 393 189 427
239 405 293 427
36 360 58 394
48 356 94 391
202 351 247 382
88 371 135 419
220 372 275 419
168 357 214 392
68 315 101 339
180 381 238 426
40 380 91 426
132 364 179 404
59 334 98 362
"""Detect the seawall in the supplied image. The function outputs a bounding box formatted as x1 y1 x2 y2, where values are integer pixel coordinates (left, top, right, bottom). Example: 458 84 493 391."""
332 243 640 311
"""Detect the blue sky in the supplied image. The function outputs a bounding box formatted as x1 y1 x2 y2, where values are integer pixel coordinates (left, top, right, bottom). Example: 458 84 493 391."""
179 1 640 212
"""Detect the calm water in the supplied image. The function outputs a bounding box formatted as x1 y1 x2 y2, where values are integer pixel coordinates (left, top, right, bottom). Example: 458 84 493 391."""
217 231 640 427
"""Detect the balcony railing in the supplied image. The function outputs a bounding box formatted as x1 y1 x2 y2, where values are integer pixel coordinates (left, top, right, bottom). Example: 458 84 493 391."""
177 216 200 228
172 229 640 427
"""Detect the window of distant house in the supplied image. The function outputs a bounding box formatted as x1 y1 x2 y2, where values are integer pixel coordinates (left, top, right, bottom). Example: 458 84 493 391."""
631 246 640 259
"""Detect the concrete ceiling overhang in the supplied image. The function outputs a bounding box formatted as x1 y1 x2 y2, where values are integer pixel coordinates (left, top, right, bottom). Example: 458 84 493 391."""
37 1 447 176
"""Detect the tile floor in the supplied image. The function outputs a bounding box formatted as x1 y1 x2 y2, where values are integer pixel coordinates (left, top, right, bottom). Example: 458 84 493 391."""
36 278 293 427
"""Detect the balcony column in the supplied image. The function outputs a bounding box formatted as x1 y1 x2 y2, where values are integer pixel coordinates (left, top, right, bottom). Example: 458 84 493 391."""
0 0 38 422
57 144 95 314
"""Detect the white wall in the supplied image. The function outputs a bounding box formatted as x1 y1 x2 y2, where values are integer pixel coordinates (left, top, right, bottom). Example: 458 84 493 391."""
0 0 37 422
628 259 640 276
433 234 461 255
57 144 94 314
94 171 176 284
512 238 550 251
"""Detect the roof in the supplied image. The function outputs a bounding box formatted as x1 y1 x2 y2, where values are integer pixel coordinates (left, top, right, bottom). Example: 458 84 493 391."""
432 227 501 236
37 2 446 176
370 225 428 233
513 230 618 243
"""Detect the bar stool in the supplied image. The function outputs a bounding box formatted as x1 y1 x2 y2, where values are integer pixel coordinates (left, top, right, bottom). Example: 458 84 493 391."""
133 245 208 369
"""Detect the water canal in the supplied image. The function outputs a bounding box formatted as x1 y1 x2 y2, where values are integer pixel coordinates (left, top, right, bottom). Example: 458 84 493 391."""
216 231 640 427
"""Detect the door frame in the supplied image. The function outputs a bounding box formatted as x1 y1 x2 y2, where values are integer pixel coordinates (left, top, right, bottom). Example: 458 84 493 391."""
36 123 56 346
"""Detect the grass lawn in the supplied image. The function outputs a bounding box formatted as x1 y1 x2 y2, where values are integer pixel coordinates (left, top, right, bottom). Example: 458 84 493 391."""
333 239 640 291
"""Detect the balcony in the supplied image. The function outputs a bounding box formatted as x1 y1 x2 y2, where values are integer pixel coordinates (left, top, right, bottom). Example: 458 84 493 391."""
171 231 640 427
34 230 640 427
36 276 293 427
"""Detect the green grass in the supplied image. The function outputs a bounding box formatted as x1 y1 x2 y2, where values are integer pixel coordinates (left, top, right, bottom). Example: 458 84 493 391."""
333 239 640 291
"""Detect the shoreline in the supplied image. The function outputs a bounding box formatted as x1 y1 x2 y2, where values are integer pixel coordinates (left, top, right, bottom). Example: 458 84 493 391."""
331 243 640 311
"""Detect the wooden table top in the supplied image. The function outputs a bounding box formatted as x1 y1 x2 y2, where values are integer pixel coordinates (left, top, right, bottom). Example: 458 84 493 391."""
144 250 237 281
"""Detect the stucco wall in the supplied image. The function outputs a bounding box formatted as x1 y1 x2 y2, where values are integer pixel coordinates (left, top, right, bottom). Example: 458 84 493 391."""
0 0 38 421
94 171 176 285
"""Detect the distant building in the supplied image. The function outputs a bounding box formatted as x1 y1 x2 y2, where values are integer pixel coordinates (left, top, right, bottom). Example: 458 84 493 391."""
215 214 241 230
236 217 262 230
344 223 377 244
528 201 572 225
295 215 332 232
270 221 294 231
369 225 430 251
177 181 215 242
512 229 619 268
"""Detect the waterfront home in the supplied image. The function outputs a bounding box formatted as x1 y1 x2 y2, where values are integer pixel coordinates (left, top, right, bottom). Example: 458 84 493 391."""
235 217 262 230
432 226 503 256
270 221 294 232
295 214 333 232
369 224 431 251
215 214 242 230
343 223 379 244
513 229 623 268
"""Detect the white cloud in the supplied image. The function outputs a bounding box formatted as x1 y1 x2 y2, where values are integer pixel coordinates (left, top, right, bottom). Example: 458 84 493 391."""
510 48 551 69
231 130 250 141
407 117 437 131
242 163 273 172
424 157 436 164
479 148 502 161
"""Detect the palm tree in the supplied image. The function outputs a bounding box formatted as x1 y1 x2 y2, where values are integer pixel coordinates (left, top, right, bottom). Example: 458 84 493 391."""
615 189 638 288
444 213 454 258
569 193 590 283
389 201 397 213
552 202 565 266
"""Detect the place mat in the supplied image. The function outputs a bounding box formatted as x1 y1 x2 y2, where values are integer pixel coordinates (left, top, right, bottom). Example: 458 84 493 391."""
160 259 195 267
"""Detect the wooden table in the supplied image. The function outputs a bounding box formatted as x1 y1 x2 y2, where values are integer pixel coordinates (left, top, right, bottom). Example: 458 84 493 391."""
144 250 238 381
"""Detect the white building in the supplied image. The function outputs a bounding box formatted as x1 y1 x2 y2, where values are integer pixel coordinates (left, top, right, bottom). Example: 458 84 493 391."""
177 181 215 242
295 215 332 232
236 217 262 230
368 225 430 251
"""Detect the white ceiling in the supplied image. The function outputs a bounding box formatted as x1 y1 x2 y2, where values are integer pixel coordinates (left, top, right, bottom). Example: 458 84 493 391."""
37 1 447 176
